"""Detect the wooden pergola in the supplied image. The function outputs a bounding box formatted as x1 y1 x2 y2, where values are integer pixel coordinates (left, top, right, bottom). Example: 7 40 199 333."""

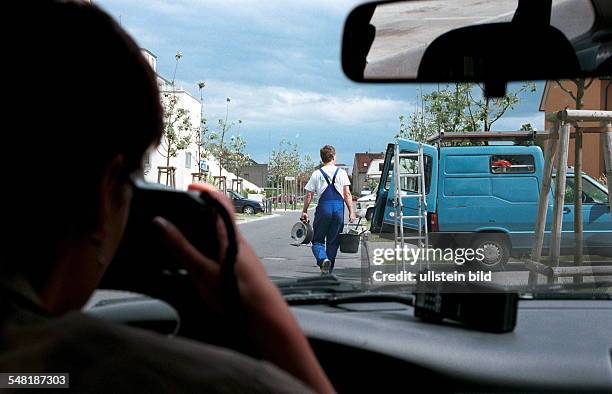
527 109 612 285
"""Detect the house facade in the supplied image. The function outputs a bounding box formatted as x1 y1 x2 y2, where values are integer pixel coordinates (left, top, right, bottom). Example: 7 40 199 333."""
539 79 612 178
351 152 384 194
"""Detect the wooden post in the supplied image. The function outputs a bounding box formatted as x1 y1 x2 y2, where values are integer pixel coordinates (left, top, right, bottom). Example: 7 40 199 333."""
573 125 584 283
548 122 571 283
602 121 612 214
528 126 559 286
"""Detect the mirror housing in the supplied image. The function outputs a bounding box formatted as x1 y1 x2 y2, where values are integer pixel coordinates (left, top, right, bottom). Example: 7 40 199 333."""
341 0 612 96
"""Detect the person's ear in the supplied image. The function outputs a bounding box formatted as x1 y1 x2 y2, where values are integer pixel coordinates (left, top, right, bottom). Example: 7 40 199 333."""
95 154 126 234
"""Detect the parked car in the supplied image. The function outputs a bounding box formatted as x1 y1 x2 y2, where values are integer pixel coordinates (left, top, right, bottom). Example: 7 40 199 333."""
371 138 612 269
227 190 265 214
360 188 373 196
356 191 377 221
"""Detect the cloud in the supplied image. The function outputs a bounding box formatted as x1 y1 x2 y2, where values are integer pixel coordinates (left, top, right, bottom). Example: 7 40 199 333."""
192 80 411 128
492 113 545 132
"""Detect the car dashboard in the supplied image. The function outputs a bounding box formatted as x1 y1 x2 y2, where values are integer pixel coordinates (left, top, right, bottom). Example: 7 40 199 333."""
291 299 612 393
86 291 612 393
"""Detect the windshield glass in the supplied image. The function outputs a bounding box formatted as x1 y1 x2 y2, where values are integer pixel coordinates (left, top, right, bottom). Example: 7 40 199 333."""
96 0 612 298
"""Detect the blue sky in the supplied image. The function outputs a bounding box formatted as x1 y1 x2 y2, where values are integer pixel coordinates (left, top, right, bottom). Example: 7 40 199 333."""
95 0 544 165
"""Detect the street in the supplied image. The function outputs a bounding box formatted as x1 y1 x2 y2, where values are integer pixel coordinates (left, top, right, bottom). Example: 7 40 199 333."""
239 208 363 282
242 210 612 289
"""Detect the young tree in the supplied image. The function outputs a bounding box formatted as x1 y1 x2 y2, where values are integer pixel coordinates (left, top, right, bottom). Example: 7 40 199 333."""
192 81 213 177
466 82 537 131
157 51 192 186
226 134 251 191
554 78 594 272
398 82 536 144
299 153 318 191
269 140 301 204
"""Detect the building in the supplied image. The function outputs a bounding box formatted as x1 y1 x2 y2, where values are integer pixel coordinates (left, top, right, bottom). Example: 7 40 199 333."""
315 163 351 178
240 160 269 190
539 79 612 178
351 152 384 194
140 49 263 192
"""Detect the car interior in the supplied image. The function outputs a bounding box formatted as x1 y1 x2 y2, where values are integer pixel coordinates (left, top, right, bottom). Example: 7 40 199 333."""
61 0 612 392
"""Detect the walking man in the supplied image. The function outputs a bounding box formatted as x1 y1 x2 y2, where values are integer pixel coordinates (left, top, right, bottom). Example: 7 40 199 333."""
301 145 356 274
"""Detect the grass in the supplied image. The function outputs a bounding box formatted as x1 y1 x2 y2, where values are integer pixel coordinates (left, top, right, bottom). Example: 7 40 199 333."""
235 212 269 221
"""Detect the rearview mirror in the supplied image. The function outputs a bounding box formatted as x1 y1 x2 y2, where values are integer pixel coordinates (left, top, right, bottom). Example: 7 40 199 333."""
342 0 612 95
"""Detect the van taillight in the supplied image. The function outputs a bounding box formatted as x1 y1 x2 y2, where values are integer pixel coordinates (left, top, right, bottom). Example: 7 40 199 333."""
430 212 439 232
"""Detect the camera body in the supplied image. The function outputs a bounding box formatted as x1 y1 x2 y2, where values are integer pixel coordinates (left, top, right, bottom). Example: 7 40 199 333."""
100 181 224 339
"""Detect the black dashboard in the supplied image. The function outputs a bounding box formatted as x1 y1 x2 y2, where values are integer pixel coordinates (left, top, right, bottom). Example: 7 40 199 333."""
292 300 612 393
86 291 612 393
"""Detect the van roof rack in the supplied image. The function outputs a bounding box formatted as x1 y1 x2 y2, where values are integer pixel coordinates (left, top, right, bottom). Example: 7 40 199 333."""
426 130 536 146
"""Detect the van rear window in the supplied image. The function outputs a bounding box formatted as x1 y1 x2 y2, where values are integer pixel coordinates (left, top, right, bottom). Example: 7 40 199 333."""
490 155 535 174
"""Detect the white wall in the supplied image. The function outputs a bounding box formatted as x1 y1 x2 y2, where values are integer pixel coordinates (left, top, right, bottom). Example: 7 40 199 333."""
143 83 263 193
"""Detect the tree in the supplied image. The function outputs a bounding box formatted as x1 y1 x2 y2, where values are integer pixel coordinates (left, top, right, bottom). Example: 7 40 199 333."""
465 82 537 131
269 140 301 182
269 140 301 205
398 82 536 144
157 51 192 186
299 153 318 191
192 81 213 176
424 83 472 133
207 98 242 189
554 78 594 274
225 134 251 191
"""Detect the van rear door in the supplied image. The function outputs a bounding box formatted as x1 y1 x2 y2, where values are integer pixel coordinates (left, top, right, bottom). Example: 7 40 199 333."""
370 143 394 232
379 139 438 231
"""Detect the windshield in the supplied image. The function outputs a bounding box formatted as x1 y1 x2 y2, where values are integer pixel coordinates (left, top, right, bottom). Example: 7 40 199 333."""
96 0 611 298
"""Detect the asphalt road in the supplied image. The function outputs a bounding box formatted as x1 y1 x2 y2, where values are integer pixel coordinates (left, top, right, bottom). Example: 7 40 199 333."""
241 210 612 289
239 208 363 282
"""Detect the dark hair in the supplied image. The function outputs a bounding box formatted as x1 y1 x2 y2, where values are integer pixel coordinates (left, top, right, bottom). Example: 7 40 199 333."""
320 145 336 164
3 1 163 286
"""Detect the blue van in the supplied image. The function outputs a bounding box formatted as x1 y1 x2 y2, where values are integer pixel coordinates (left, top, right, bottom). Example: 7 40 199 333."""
371 138 612 269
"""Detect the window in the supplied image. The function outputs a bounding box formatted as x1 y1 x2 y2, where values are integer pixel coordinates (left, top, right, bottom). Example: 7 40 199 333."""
490 154 535 174
384 152 431 193
228 190 242 200
564 177 609 205
185 152 192 169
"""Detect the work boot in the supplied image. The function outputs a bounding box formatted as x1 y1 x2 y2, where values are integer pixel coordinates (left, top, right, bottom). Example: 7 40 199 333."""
321 259 331 274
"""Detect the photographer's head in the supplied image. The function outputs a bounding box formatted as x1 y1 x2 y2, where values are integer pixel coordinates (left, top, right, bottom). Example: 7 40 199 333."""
3 1 163 314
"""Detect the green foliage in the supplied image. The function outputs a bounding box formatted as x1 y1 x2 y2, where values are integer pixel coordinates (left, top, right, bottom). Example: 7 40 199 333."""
466 82 536 131
299 153 318 181
158 53 194 173
269 140 301 181
226 134 251 180
160 92 193 165
397 82 536 142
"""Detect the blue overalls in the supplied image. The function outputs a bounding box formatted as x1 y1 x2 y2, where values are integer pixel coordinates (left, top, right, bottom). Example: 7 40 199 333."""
312 168 344 272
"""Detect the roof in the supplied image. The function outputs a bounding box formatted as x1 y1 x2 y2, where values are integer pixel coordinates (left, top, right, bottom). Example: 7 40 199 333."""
353 152 385 174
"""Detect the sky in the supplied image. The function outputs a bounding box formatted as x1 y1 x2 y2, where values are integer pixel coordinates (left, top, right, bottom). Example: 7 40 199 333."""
95 0 545 166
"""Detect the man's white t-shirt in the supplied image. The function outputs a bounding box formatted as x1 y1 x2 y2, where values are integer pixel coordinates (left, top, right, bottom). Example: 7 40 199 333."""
304 164 350 197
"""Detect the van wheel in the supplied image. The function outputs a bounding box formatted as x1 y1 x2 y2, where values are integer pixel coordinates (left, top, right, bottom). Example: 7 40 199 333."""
242 205 255 215
471 234 510 271
365 208 374 221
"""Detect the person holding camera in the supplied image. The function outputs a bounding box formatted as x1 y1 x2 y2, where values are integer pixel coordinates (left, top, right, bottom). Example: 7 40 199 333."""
0 2 334 393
